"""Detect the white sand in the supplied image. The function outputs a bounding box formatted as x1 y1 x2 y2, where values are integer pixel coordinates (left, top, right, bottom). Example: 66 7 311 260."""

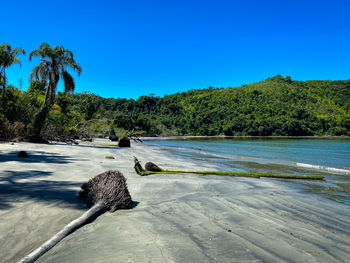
0 140 349 263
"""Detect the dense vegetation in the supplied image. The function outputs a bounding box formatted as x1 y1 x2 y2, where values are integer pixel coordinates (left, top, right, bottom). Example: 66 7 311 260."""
1 74 349 140
0 42 83 142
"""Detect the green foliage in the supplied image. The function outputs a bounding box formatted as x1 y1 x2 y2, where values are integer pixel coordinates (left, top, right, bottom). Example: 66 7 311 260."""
27 80 46 95
0 75 349 139
146 76 349 136
65 126 78 134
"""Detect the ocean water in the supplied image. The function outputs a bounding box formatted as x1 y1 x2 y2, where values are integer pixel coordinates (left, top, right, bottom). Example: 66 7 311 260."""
144 137 350 205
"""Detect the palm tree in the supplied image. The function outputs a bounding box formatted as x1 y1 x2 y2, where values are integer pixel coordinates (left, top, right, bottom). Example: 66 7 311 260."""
29 43 82 139
29 42 82 105
0 43 25 95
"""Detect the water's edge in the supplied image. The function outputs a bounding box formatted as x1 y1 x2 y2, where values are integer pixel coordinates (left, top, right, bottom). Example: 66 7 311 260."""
143 137 350 206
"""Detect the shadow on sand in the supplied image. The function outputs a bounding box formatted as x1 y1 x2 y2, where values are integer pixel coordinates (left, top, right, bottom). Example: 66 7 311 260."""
0 170 86 210
70 143 122 150
0 151 82 164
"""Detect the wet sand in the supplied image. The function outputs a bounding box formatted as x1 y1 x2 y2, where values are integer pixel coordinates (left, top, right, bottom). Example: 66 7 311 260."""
0 140 349 262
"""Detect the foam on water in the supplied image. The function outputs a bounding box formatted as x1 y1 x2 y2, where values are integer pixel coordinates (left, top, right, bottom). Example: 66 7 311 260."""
291 162 350 174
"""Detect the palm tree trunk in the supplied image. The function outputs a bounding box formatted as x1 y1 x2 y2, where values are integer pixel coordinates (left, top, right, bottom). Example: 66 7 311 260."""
31 77 59 141
44 80 55 106
31 105 50 140
17 202 106 263
1 71 6 99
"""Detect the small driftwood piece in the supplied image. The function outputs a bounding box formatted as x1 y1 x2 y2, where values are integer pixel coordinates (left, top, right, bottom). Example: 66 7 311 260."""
133 157 325 180
18 170 134 263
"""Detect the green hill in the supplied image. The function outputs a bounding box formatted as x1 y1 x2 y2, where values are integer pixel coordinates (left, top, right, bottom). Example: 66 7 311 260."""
148 75 350 136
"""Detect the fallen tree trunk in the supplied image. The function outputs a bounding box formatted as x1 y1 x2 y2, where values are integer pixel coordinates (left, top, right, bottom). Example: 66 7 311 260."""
133 157 325 180
18 202 106 263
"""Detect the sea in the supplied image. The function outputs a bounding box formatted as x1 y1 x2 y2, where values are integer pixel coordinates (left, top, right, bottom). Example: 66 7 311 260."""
144 137 350 206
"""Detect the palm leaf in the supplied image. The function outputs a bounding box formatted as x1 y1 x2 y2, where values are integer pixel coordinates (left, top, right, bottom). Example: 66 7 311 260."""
29 62 50 82
13 57 21 67
13 47 25 56
29 43 52 61
62 70 75 93
29 50 40 61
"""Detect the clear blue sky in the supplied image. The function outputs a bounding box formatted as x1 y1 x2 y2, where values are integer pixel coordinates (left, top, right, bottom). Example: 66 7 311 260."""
3 0 350 99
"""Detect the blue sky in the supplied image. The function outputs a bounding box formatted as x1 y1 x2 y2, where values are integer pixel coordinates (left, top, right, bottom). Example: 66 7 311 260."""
3 0 350 99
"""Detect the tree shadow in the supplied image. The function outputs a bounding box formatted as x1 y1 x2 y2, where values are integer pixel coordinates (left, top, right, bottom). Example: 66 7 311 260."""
0 170 86 210
0 151 80 164
72 144 121 150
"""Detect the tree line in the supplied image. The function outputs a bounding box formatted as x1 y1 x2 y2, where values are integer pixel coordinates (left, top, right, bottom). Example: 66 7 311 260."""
1 43 349 140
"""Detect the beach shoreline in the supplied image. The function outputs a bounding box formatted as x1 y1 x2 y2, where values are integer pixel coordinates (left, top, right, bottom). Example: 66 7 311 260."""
141 135 350 140
1 140 350 262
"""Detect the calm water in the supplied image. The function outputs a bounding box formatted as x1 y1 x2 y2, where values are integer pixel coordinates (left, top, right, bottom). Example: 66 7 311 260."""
144 137 350 205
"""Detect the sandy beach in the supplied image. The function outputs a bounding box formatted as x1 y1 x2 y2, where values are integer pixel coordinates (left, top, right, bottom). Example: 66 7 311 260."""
1 140 350 263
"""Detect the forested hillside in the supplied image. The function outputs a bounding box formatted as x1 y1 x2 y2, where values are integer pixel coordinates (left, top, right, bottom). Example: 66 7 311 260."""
1 75 349 139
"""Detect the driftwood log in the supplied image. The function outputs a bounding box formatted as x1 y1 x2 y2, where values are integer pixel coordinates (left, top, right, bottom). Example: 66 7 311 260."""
133 156 325 180
18 170 134 263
